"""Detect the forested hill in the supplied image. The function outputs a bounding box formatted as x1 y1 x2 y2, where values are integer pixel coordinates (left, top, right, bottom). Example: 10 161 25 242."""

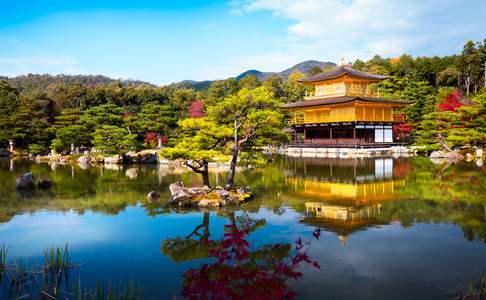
1 74 153 93
1 60 336 92
174 60 336 91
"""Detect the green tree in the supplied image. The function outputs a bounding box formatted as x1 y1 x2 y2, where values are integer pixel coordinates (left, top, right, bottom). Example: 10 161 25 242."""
262 75 285 100
51 124 91 154
436 65 459 87
238 74 261 90
160 118 231 187
447 92 486 146
132 103 177 147
281 72 310 103
81 103 124 129
457 40 484 94
92 125 137 155
0 81 19 148
206 78 239 106
208 86 286 189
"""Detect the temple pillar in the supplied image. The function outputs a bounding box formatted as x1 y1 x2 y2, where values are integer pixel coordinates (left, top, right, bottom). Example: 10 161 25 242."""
330 127 333 140
303 128 307 143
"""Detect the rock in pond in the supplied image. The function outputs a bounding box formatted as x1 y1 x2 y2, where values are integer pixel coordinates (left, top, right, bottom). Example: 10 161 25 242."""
168 182 252 208
16 172 35 189
78 156 91 164
430 150 464 161
444 151 464 160
38 180 52 189
430 151 446 158
104 155 123 164
0 149 11 157
476 148 484 158
140 153 158 164
147 191 160 201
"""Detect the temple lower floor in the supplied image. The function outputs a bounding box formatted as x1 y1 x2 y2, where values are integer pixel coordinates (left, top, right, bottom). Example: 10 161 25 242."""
289 122 402 148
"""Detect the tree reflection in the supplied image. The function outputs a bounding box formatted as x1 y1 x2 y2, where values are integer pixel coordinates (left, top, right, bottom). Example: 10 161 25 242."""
162 213 321 299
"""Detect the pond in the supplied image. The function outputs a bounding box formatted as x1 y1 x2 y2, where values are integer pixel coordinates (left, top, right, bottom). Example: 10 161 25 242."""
0 156 485 299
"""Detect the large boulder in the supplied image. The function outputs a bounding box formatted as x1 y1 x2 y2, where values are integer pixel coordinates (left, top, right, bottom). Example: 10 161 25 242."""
168 182 252 208
147 191 160 201
444 151 464 160
104 155 123 164
430 151 446 158
78 156 91 164
125 152 140 164
0 149 10 157
476 148 484 159
140 153 158 164
16 172 35 189
38 180 52 190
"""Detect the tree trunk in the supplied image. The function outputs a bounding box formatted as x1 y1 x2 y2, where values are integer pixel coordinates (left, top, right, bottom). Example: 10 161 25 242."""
225 147 238 190
438 133 453 152
201 161 210 187
225 119 239 190
186 160 211 188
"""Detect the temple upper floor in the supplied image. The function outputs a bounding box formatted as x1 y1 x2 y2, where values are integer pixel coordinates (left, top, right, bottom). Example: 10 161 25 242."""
298 66 388 100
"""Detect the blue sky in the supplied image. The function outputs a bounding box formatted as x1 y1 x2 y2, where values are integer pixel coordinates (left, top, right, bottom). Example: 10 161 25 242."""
1 0 485 84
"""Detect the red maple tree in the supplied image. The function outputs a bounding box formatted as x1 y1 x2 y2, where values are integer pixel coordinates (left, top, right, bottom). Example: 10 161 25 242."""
144 132 158 146
392 123 413 141
438 89 464 112
188 100 205 118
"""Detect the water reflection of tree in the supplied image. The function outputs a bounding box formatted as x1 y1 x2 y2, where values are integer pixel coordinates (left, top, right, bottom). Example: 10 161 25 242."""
162 213 321 299
161 211 218 261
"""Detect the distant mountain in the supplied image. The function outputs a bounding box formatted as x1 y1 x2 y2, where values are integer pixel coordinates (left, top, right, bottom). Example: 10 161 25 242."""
175 60 336 91
171 79 213 91
278 60 336 79
235 69 265 80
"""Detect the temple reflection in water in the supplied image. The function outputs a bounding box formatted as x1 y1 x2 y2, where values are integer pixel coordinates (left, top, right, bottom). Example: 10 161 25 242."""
284 157 411 244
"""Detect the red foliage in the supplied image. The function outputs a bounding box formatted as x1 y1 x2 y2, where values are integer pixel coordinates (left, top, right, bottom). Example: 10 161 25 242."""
392 123 413 141
438 89 464 112
188 100 205 118
144 132 158 145
160 135 169 145
182 221 321 300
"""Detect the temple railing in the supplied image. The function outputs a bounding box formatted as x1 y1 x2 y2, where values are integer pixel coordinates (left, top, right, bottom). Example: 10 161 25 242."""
286 113 405 125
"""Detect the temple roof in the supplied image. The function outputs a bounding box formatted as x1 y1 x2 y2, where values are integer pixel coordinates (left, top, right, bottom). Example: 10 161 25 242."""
281 95 411 109
298 66 388 83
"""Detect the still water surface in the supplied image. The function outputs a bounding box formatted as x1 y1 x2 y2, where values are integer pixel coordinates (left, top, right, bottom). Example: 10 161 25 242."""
0 157 485 299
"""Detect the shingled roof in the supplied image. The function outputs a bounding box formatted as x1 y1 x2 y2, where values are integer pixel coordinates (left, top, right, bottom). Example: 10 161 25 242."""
281 95 411 109
298 66 388 83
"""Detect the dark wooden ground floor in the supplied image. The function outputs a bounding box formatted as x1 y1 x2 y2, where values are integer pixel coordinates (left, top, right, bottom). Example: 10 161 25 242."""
288 123 405 148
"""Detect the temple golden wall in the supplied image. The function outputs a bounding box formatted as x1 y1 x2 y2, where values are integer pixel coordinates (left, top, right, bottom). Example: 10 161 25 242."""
305 76 379 99
304 105 356 123
287 102 402 125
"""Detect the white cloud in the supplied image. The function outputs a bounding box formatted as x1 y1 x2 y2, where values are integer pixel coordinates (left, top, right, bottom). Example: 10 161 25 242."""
0 55 82 76
232 0 486 62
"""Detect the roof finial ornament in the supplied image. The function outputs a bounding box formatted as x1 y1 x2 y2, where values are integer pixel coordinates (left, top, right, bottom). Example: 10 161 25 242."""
340 56 345 66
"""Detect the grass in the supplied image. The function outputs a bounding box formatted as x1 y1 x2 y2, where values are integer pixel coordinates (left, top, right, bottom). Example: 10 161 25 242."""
0 244 142 299
43 244 71 272
0 244 8 271
455 273 486 300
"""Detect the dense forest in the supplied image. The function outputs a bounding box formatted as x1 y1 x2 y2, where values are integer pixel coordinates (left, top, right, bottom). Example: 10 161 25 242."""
0 39 485 155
